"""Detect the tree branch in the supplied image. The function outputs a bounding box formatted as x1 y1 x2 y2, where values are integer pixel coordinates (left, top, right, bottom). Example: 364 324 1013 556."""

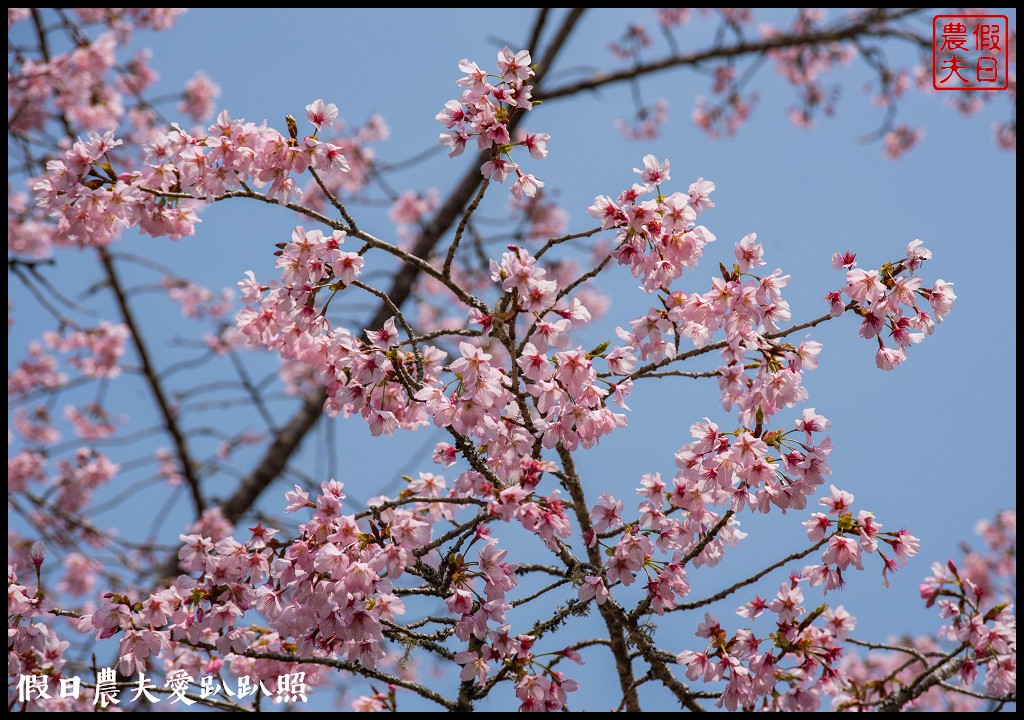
180 639 457 710
671 538 827 612
536 9 927 102
99 249 205 516
555 444 642 712
876 643 969 712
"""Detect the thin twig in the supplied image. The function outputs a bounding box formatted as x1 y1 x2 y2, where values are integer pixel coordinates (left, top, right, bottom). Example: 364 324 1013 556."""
536 9 927 102
99 249 205 516
443 177 490 279
671 538 828 612
534 225 603 260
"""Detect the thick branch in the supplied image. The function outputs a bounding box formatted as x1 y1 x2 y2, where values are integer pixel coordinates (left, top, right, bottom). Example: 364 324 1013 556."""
876 644 970 712
556 444 642 712
622 621 707 713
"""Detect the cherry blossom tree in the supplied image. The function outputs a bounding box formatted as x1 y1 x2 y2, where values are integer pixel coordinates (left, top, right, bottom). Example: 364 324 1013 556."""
8 8 1016 712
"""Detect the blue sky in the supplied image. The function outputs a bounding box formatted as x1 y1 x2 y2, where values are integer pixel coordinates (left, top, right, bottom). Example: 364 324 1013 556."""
9 8 1017 711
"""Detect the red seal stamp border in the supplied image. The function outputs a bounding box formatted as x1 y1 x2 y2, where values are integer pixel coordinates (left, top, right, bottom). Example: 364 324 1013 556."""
932 14 1009 91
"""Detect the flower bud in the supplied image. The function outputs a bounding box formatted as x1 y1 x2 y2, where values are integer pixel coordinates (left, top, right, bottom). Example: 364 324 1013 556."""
30 540 46 567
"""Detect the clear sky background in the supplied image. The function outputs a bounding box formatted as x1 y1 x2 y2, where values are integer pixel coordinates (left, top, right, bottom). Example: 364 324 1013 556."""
9 8 1017 711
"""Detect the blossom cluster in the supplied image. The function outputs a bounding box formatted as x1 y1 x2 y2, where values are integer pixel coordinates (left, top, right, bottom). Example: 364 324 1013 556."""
672 482 920 712
437 47 550 199
828 241 955 370
836 511 1017 711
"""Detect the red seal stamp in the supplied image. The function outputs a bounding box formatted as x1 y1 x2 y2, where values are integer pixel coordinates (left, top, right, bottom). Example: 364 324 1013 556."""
933 14 1009 90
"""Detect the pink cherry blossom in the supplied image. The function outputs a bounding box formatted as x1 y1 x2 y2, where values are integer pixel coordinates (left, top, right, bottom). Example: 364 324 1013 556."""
578 575 610 605
305 98 339 130
634 154 671 188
